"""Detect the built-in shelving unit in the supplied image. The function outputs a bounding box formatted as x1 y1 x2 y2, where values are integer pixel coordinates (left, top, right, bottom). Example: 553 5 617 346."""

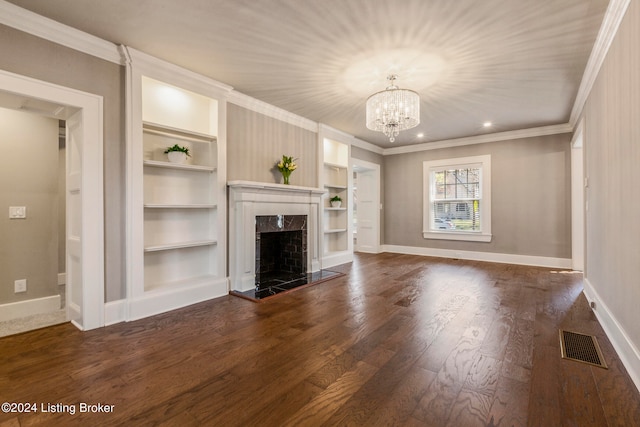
124 46 230 321
321 136 353 267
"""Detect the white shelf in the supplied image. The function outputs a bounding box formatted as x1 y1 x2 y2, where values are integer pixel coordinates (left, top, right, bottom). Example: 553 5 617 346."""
324 161 348 169
324 183 347 189
143 160 215 172
144 239 217 252
324 228 347 234
144 204 217 209
325 207 346 211
143 121 216 142
144 274 220 293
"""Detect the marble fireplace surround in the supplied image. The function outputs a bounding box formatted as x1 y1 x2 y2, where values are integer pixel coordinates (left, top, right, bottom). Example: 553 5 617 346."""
228 181 326 292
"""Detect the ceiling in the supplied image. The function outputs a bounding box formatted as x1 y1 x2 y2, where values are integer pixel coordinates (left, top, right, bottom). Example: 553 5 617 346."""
8 0 609 148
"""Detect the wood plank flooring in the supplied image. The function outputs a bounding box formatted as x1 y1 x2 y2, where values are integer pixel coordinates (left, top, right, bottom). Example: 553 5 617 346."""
1 253 639 426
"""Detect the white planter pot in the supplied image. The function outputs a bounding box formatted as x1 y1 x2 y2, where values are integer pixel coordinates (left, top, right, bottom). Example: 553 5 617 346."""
330 200 341 208
167 151 187 164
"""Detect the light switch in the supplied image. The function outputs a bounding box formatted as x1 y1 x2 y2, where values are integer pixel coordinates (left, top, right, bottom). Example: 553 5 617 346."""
9 206 27 219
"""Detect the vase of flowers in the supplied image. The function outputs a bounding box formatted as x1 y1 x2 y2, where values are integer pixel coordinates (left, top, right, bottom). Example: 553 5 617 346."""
276 155 297 185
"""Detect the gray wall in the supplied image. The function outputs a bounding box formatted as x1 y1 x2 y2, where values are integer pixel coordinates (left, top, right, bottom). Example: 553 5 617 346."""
0 24 125 302
384 134 572 258
227 104 318 187
0 108 59 304
582 0 640 355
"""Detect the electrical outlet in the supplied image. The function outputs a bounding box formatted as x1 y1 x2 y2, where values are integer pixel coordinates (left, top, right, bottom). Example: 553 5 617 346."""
9 206 27 219
14 279 27 293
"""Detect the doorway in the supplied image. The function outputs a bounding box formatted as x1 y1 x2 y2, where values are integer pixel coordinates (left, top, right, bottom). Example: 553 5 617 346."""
0 70 104 331
352 159 381 253
571 120 585 271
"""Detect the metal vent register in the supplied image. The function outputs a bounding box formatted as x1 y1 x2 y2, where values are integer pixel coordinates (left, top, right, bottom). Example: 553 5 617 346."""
559 330 608 369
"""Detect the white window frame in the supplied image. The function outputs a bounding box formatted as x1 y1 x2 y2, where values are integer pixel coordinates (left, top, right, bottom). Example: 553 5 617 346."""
423 155 492 242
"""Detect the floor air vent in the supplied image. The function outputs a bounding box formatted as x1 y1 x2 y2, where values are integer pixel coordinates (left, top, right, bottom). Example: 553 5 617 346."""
559 330 607 369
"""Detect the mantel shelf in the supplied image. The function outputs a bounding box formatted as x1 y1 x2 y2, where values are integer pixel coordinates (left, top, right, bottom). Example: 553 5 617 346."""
143 160 216 172
144 240 217 252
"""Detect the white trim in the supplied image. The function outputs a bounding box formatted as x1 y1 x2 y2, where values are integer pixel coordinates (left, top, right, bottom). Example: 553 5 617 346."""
382 245 572 269
0 0 122 64
583 278 640 394
104 300 127 326
127 278 228 321
322 250 354 269
0 69 105 331
352 138 384 155
318 123 355 143
570 0 631 126
228 90 318 133
352 158 381 254
0 295 61 322
122 46 233 99
384 123 572 156
423 155 492 243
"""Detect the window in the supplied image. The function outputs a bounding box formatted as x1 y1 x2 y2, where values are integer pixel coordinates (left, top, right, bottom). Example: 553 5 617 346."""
423 155 492 242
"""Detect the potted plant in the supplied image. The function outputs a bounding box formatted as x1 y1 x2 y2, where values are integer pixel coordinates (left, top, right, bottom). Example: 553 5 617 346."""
164 144 191 164
330 195 342 208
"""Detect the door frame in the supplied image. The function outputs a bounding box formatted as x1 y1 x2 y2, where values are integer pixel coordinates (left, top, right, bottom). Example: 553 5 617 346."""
352 158 381 253
571 119 585 271
0 69 105 330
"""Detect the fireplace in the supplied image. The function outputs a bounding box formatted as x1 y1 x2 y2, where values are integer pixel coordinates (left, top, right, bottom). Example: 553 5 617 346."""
228 181 326 293
255 215 307 289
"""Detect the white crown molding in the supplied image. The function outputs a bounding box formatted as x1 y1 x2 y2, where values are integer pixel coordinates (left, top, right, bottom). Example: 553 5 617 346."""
318 123 356 144
351 137 384 155
0 0 122 64
122 46 233 99
569 0 631 126
382 123 573 156
228 90 319 133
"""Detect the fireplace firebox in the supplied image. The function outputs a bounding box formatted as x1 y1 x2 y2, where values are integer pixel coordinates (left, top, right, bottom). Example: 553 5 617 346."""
255 215 307 291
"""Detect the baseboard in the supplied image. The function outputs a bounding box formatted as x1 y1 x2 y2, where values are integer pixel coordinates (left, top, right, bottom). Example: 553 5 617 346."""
104 299 127 326
322 251 354 269
582 278 640 394
381 245 573 269
127 278 229 322
0 295 61 322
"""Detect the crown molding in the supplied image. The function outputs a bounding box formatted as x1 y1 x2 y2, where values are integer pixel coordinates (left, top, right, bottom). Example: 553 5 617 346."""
569 0 631 126
351 137 384 155
122 46 232 98
227 90 318 133
382 123 573 156
0 0 122 64
318 123 356 144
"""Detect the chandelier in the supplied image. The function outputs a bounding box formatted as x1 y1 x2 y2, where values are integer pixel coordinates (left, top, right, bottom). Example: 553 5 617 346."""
366 74 420 142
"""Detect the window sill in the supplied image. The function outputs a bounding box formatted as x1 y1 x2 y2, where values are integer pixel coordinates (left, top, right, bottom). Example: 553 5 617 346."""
423 231 492 242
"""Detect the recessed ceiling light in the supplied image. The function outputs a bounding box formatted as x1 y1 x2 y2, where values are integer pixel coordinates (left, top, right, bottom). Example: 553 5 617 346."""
483 121 492 128
417 133 424 138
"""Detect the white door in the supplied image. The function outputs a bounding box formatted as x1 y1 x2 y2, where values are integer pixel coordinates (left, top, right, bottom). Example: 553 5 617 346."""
354 162 380 253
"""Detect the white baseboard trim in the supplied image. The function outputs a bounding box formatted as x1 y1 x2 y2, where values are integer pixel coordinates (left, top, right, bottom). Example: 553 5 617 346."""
127 278 229 322
381 245 573 269
104 299 127 326
0 295 61 322
322 251 354 269
582 278 640 394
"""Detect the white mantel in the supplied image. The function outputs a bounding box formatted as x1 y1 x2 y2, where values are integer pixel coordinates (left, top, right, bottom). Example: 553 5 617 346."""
228 180 326 292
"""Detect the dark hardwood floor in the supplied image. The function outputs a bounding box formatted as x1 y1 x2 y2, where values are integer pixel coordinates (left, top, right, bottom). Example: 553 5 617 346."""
1 253 639 426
